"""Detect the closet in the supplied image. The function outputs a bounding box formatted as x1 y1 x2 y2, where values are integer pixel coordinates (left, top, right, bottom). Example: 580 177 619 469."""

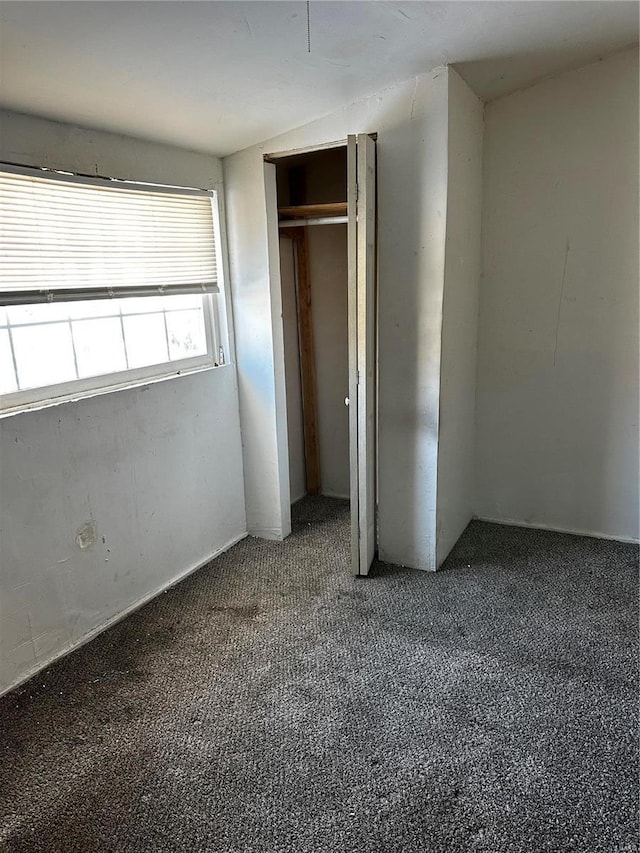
275 146 350 503
268 134 377 576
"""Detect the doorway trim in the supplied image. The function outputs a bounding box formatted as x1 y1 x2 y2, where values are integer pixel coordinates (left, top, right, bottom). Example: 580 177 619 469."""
263 141 350 539
264 139 348 164
263 136 377 574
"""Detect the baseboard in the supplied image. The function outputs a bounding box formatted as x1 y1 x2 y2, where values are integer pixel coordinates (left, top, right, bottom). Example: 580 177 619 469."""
1 530 248 698
378 546 437 572
290 492 350 503
248 526 287 541
473 515 639 545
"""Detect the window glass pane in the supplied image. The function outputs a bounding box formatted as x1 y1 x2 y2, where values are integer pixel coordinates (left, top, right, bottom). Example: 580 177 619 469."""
162 294 203 311
8 303 72 325
0 329 18 393
12 323 77 389
67 299 120 320
166 308 206 361
123 313 169 368
1 294 213 405
120 296 168 315
72 318 127 378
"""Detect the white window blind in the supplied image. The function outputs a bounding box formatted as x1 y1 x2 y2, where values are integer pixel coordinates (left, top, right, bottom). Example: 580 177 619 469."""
0 165 219 305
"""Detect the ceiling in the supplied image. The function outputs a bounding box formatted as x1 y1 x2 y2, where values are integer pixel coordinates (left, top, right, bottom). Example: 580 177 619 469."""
1 1 637 156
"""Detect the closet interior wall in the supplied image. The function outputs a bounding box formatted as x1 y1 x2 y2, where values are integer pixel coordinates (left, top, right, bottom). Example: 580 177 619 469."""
276 148 350 503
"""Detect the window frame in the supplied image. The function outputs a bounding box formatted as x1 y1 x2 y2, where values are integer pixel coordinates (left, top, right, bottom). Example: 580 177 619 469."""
0 166 226 418
0 294 219 417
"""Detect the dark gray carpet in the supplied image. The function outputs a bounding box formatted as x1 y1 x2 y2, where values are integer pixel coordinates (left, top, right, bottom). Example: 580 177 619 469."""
1 497 638 853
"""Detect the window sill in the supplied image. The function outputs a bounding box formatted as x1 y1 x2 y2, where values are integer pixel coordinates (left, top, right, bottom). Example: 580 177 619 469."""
0 360 233 419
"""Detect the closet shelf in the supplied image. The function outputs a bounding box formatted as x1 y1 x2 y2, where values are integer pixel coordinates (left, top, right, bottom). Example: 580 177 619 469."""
278 202 347 219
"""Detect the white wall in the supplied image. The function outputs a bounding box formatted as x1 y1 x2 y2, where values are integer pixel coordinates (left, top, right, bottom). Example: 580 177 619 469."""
436 71 484 566
309 224 350 500
476 49 639 541
224 68 451 569
0 111 247 694
224 156 291 539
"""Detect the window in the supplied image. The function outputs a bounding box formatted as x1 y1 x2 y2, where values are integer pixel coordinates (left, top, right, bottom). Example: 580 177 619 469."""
0 165 225 414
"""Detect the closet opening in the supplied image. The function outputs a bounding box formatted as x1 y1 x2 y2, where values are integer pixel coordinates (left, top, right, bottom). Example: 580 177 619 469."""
267 134 377 576
276 146 350 509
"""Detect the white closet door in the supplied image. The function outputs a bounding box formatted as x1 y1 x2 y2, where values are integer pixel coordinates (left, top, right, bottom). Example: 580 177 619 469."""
347 133 377 576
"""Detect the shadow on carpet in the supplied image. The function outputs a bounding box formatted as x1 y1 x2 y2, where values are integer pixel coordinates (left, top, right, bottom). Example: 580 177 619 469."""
1 497 637 852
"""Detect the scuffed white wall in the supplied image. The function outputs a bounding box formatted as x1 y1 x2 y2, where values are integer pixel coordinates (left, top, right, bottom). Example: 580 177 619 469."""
436 70 484 566
375 78 449 570
224 68 450 569
0 112 247 694
224 155 291 539
476 49 639 541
